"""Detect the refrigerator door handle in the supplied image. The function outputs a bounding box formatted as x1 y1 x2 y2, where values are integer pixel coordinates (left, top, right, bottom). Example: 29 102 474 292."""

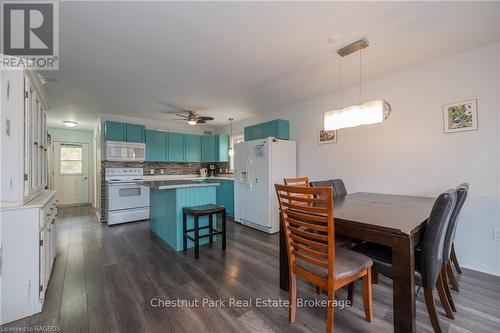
247 157 253 191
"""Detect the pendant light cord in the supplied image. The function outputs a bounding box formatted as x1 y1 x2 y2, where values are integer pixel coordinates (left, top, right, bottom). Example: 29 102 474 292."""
338 55 342 107
359 49 362 104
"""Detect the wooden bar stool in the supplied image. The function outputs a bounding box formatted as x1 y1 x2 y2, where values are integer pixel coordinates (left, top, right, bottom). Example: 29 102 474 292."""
182 204 226 259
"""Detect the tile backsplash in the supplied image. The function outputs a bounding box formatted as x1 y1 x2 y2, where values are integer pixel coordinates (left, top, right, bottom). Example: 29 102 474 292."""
100 161 230 222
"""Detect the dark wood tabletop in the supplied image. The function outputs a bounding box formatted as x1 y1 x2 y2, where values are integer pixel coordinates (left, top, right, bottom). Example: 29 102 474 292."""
279 192 436 333
334 192 435 235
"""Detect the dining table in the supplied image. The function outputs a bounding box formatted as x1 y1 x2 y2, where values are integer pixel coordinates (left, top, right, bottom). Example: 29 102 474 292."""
279 192 436 333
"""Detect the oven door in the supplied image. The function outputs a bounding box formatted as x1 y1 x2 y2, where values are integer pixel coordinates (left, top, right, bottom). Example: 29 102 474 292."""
108 183 150 211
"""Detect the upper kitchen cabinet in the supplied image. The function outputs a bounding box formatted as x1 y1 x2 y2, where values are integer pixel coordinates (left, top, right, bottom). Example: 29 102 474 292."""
1 67 49 206
201 135 216 162
104 121 126 141
201 134 229 162
185 134 202 162
244 119 290 141
145 130 167 161
126 123 145 143
215 134 229 162
104 121 145 143
168 132 186 162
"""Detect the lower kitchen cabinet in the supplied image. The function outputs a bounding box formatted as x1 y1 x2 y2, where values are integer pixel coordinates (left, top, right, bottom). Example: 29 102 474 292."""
206 179 234 217
0 191 57 325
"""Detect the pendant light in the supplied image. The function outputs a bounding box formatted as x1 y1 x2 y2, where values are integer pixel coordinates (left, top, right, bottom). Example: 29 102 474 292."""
228 118 234 157
324 39 391 131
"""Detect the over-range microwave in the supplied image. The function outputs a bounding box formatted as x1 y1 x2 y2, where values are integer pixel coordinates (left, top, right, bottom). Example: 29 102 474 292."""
105 141 146 162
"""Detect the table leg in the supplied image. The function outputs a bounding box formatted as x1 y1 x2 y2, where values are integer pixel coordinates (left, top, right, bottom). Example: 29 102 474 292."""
391 236 416 333
279 217 289 291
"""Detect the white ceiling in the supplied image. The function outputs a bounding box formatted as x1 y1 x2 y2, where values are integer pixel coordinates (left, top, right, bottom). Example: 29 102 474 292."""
43 1 500 130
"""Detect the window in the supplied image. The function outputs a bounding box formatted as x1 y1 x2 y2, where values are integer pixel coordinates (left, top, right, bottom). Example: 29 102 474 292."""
60 145 83 174
229 135 244 171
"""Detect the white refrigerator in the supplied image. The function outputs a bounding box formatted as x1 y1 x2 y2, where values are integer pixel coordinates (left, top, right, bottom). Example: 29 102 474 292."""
234 138 296 234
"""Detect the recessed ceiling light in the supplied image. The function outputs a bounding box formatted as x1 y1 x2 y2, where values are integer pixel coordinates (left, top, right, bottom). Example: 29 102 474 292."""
62 121 78 127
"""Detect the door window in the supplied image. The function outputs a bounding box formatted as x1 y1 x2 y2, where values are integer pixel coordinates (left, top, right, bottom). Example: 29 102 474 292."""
60 145 83 174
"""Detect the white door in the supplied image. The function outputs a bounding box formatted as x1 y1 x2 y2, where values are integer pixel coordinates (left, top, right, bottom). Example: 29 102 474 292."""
53 142 89 205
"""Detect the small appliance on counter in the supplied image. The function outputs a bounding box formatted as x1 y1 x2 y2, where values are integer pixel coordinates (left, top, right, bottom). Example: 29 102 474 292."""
199 168 208 178
105 168 149 225
209 164 216 177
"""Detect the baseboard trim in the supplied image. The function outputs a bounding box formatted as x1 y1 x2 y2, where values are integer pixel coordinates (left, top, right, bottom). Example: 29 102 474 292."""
461 261 500 277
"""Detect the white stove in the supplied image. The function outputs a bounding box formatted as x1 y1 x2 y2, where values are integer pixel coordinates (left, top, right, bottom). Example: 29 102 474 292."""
105 167 144 182
105 168 149 225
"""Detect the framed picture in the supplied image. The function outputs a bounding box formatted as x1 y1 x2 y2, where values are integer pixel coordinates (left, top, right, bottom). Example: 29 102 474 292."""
443 99 478 133
318 129 337 144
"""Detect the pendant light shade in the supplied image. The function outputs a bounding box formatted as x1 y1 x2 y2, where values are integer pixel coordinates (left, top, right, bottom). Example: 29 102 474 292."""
324 100 391 131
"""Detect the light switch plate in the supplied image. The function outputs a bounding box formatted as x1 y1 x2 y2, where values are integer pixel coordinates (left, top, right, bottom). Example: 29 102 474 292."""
494 227 500 241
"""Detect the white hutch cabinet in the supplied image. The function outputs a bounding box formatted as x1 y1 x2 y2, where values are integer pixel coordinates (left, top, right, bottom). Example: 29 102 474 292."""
0 59 57 324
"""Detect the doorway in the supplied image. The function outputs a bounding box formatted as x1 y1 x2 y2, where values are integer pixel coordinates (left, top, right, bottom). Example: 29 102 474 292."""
53 142 89 205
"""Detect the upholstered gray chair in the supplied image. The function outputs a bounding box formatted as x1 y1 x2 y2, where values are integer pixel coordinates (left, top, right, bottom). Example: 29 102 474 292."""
440 183 469 310
353 190 457 333
310 180 350 248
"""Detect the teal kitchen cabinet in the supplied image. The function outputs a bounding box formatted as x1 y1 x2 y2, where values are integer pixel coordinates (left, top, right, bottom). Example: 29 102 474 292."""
205 179 234 217
105 121 126 141
201 135 216 162
185 134 202 162
104 121 145 143
145 130 167 161
215 134 229 162
168 132 186 162
126 123 145 143
217 180 234 217
202 135 229 162
244 119 290 141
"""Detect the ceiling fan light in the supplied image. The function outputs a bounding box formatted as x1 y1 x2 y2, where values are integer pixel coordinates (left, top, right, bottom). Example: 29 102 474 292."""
324 100 391 130
187 119 197 125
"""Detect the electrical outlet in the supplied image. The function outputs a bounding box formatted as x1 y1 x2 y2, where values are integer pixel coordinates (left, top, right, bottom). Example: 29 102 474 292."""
494 227 500 241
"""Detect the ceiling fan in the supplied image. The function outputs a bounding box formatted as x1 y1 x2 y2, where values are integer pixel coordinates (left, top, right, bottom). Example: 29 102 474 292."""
166 109 214 126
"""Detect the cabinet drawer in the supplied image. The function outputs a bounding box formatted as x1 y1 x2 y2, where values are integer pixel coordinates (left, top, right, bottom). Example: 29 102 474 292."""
41 196 57 227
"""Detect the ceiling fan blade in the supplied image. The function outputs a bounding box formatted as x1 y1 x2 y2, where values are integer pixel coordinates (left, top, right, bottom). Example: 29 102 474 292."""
196 119 206 124
175 113 188 118
172 119 187 121
198 116 214 121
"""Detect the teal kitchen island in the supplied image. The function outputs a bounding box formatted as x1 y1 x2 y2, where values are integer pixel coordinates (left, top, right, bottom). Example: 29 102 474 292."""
143 180 220 251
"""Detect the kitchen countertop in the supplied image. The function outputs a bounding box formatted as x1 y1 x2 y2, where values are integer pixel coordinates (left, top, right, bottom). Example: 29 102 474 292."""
142 174 234 181
141 179 221 190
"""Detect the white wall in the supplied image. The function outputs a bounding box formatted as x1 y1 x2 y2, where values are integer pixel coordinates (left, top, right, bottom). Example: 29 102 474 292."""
47 128 96 207
219 43 500 275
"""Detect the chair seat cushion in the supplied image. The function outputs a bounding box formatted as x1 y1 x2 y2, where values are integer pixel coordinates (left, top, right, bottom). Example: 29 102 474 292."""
183 204 225 216
353 242 423 286
295 247 372 281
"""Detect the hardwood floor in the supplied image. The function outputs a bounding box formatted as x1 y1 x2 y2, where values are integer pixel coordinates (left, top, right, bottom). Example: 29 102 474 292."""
3 205 500 333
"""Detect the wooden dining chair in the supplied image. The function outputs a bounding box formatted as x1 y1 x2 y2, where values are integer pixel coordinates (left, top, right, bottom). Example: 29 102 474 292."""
275 184 373 333
284 176 310 187
353 190 457 333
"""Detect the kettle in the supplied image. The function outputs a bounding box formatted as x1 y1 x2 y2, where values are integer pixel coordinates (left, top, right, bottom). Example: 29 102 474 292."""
199 168 208 178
